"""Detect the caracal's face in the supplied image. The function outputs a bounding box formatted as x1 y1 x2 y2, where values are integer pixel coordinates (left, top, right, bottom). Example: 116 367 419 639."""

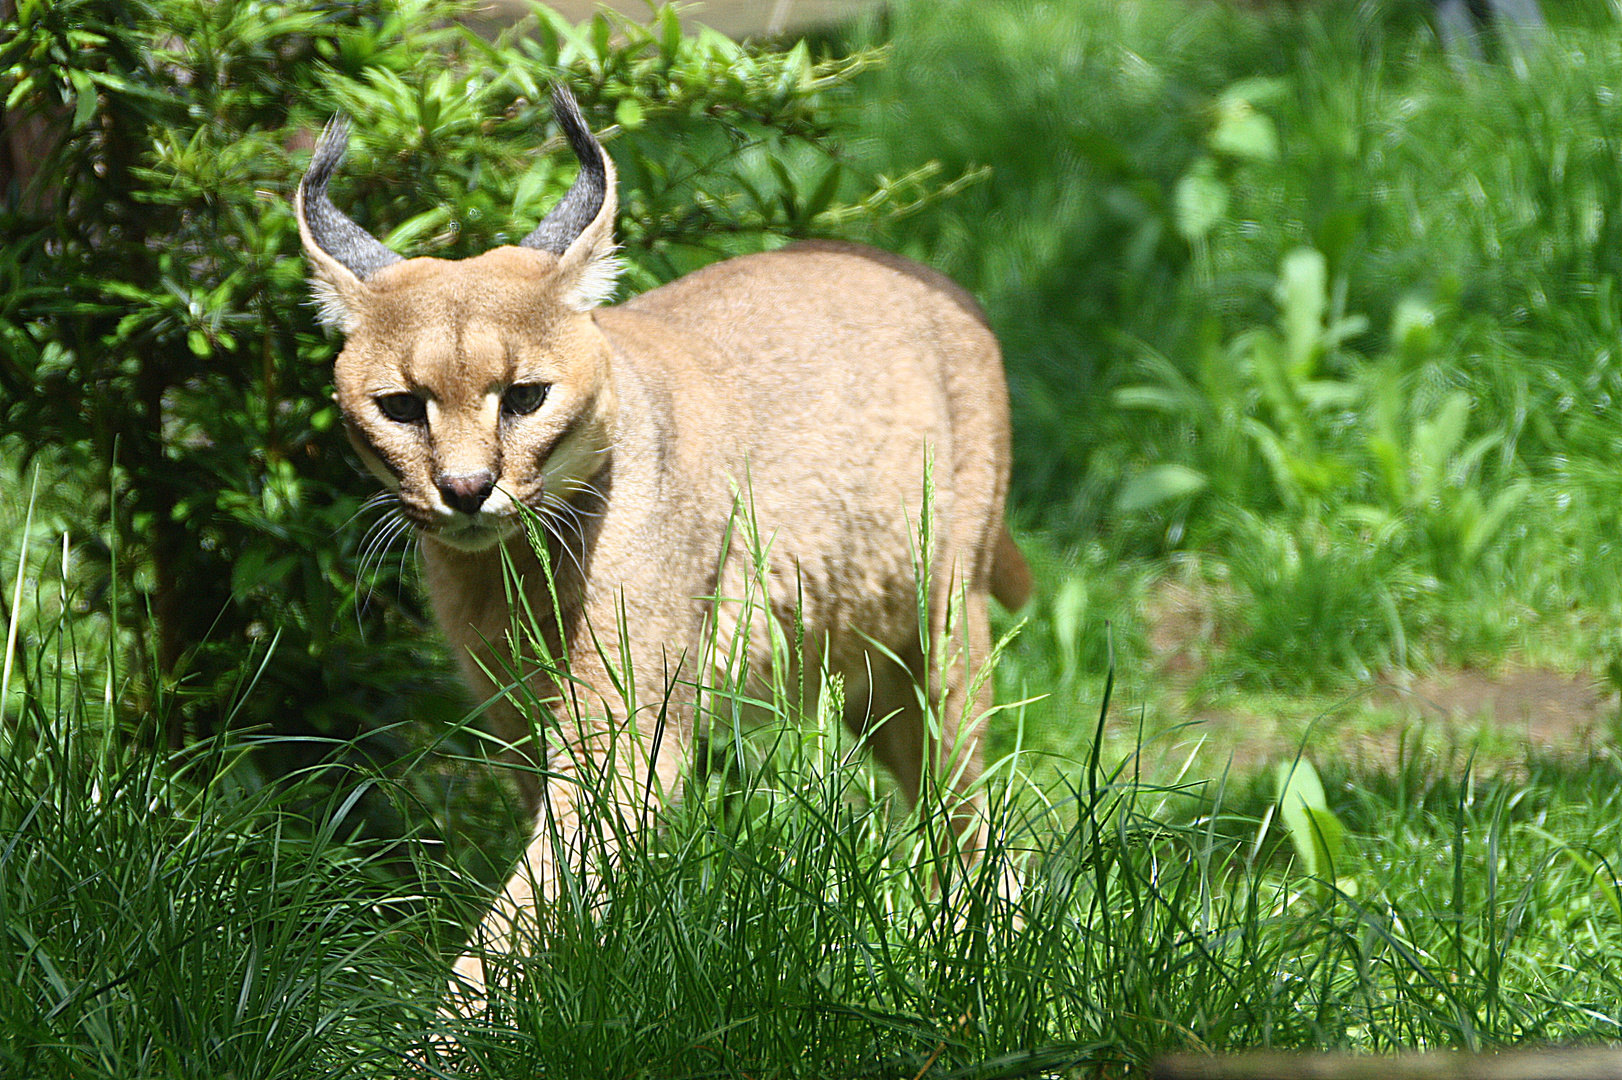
331 246 614 552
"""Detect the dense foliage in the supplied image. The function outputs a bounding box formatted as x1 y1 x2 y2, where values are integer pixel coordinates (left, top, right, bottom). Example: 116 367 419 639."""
854 0 1622 689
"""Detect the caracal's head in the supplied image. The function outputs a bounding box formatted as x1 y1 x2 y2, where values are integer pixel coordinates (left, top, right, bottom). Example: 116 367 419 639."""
294 86 619 553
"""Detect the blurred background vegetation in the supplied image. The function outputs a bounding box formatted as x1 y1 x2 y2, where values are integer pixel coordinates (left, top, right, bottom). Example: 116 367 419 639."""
853 0 1622 666
833 0 1622 759
7 0 1622 1072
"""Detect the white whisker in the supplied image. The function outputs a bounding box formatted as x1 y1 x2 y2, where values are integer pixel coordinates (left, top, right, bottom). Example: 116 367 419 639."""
539 492 588 540
354 511 396 581
556 478 609 514
529 494 589 579
332 491 399 537
397 532 420 604
542 516 589 580
354 505 415 629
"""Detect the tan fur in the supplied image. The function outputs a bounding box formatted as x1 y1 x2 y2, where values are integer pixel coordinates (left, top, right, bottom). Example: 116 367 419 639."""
301 134 1030 1010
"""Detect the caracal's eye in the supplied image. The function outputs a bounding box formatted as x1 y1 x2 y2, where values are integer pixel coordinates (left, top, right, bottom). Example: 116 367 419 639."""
502 383 550 416
376 392 427 424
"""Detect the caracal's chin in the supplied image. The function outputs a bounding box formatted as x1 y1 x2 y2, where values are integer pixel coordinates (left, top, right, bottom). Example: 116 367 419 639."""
427 517 519 553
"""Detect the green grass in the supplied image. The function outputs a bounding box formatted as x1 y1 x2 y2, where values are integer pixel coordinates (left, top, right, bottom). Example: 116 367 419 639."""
10 0 1622 1074
7 485 1622 1078
848 0 1622 689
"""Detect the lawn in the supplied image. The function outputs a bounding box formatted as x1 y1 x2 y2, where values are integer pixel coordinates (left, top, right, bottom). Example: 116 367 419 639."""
3 0 1622 1076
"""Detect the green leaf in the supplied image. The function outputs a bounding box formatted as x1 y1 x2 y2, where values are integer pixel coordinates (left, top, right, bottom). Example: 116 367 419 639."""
802 162 843 222
1411 391 1472 497
1114 464 1207 513
1223 76 1290 105
1050 575 1088 683
1210 96 1278 162
511 169 549 219
1173 158 1228 242
1391 294 1439 361
779 39 812 97
230 550 298 599
5 74 37 112
383 208 451 252
732 169 772 217
1297 380 1361 412
1275 759 1346 883
1113 385 1192 414
1461 480 1530 565
658 4 682 62
67 67 97 131
614 97 645 131
1275 247 1328 378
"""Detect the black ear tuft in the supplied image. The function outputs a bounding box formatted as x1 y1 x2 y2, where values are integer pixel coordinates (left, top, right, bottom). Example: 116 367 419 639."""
520 85 610 257
295 117 404 282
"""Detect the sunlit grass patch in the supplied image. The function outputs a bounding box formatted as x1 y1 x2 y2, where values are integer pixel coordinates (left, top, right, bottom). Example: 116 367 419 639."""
6 522 1622 1075
847 0 1622 691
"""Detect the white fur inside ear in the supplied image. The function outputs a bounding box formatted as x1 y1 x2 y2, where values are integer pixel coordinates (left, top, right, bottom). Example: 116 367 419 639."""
309 276 358 332
563 246 622 311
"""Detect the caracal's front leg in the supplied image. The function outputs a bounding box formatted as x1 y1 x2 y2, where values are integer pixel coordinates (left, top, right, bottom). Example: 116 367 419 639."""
444 654 687 1016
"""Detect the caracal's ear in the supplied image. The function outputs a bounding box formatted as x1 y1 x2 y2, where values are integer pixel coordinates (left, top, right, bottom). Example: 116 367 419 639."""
293 118 401 332
294 87 617 323
518 84 620 311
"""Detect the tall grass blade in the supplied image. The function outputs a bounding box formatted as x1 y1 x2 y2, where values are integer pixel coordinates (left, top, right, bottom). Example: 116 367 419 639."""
1 466 39 714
